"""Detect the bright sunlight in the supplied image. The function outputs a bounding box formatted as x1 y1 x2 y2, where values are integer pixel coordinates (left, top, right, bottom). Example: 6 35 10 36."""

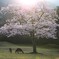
14 0 42 10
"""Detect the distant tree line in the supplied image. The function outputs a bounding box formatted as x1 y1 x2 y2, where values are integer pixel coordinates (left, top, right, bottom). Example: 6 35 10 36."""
0 34 59 46
56 6 59 39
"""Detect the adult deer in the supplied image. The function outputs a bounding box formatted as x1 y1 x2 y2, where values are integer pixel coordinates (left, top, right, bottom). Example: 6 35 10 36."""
15 48 24 54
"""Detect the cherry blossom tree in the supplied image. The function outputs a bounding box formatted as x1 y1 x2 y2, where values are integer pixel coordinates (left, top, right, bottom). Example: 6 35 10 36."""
0 3 58 53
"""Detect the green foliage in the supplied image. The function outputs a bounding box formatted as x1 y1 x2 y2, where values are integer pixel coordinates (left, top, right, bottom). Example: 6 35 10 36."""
56 6 59 39
56 6 59 16
0 35 59 48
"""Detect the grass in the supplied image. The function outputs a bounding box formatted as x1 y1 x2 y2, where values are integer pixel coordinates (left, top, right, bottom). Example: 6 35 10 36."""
0 42 59 59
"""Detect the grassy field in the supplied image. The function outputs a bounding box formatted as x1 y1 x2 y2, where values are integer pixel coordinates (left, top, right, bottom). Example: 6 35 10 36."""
0 42 59 59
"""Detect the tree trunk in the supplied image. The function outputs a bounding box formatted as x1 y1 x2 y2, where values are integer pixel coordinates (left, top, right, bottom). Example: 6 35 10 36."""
31 30 37 53
32 38 37 53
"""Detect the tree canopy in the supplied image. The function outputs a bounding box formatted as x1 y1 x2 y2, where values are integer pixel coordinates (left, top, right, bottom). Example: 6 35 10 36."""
0 3 58 39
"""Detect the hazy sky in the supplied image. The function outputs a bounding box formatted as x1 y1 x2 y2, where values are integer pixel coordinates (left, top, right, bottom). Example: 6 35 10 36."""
0 0 59 6
47 0 59 6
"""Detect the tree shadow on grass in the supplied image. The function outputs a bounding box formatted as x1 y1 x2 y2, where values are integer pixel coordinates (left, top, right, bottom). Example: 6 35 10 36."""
23 52 46 56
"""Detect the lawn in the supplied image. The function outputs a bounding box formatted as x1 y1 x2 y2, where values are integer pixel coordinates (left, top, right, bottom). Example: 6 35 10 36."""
0 42 59 59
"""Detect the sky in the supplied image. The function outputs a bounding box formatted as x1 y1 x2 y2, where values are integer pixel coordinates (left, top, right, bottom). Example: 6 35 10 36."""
46 0 59 6
0 0 59 8
0 0 59 6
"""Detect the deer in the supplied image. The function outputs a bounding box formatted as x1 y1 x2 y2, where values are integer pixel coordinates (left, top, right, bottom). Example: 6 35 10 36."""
9 48 12 53
15 48 24 54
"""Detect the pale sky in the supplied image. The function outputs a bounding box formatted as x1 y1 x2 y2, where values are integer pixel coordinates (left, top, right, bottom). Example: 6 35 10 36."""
46 0 59 6
0 0 59 6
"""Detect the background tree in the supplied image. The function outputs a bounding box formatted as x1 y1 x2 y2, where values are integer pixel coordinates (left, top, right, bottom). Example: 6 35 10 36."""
55 6 59 39
0 3 58 53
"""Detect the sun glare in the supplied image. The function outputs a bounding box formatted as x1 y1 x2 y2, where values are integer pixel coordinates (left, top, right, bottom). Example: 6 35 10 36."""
20 0 37 6
14 0 41 10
